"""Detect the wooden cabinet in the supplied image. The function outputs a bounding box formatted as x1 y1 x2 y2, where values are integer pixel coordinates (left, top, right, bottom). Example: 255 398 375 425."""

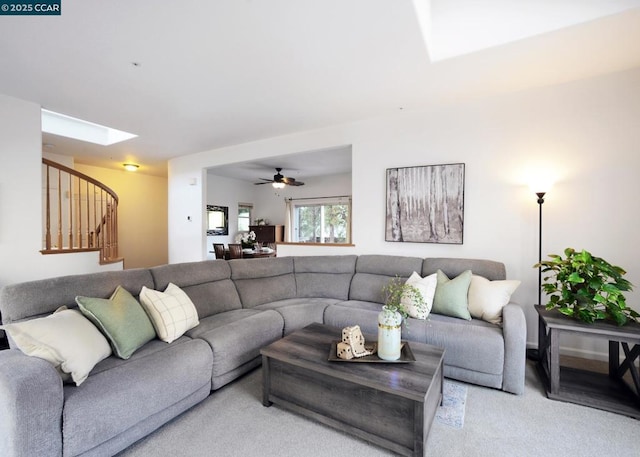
250 225 284 244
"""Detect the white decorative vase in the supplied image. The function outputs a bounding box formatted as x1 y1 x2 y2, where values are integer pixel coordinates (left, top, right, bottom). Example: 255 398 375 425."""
377 306 403 361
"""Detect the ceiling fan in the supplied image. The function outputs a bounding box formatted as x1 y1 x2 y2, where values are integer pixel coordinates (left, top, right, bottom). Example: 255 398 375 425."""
254 168 304 188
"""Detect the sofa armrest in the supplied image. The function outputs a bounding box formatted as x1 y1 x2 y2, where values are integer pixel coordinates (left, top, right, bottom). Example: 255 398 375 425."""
501 303 527 394
0 350 64 457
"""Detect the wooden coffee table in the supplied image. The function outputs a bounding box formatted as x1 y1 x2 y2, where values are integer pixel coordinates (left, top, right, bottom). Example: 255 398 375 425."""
260 323 445 457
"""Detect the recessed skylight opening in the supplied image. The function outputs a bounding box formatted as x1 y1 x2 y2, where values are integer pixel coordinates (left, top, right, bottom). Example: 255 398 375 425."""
41 109 137 146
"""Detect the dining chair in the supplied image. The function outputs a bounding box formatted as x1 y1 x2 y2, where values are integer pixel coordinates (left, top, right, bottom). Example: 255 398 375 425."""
228 244 243 259
213 243 225 259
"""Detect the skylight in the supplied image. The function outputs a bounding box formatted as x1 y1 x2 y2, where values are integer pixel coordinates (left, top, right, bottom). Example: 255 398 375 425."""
413 0 640 61
41 109 137 146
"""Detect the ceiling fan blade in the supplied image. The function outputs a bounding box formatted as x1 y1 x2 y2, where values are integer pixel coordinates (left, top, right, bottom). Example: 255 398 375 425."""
282 177 304 186
255 168 304 187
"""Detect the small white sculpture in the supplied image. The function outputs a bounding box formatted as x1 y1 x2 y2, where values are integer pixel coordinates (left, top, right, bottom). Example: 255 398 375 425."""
337 325 374 360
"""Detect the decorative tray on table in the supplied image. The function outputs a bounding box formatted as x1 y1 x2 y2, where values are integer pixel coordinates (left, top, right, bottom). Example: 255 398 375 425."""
328 341 416 363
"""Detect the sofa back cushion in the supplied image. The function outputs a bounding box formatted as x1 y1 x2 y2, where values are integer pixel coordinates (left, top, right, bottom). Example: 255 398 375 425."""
0 269 154 324
149 261 241 318
422 258 505 281
349 255 424 303
294 255 357 300
230 257 296 308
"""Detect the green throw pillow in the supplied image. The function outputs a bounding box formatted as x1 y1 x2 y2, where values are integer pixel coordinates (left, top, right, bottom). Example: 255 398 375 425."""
432 269 472 320
76 285 157 359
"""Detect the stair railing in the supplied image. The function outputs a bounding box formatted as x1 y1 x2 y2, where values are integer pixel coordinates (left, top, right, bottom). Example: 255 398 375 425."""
41 158 121 264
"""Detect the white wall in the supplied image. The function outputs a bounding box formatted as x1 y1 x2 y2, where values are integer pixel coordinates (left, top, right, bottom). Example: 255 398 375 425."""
75 163 168 269
205 173 257 257
0 95 122 288
168 68 640 360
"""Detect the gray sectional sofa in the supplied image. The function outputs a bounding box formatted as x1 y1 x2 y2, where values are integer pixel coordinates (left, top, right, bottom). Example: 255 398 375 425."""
0 255 526 457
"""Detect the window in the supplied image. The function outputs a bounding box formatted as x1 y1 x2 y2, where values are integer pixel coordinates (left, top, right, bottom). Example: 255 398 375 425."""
288 197 351 244
238 203 253 232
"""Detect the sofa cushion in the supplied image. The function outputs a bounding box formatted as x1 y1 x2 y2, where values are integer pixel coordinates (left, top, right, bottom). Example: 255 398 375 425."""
293 255 357 300
139 283 200 343
149 261 242 318
230 258 296 308
323 301 384 335
420 313 505 375
0 269 155 324
62 338 212 457
1 308 112 386
255 297 340 335
432 269 472 320
422 257 506 281
186 309 284 389
76 286 156 359
324 302 505 376
349 255 423 303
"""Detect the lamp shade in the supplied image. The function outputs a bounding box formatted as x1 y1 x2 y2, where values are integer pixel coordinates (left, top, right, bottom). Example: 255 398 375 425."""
528 178 552 195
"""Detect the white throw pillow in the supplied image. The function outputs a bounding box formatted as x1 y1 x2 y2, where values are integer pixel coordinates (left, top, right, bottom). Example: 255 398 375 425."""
467 275 521 325
139 283 199 343
401 272 437 319
0 308 112 386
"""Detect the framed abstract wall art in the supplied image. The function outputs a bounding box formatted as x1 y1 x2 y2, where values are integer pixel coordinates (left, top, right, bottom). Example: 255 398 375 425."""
386 163 465 244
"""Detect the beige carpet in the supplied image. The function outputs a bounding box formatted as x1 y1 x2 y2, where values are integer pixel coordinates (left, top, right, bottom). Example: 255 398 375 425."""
117 361 639 457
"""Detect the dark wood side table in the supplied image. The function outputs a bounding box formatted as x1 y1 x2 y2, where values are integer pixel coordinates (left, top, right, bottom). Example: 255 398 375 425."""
535 305 640 418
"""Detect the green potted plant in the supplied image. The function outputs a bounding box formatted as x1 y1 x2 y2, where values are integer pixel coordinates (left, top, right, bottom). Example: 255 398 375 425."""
535 248 637 325
378 277 426 360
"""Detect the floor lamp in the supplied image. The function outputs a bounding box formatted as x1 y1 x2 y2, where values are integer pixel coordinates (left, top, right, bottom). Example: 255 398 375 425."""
527 190 546 361
536 191 546 307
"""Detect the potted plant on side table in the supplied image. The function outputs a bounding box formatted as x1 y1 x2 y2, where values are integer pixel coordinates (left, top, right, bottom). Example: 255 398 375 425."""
536 247 637 325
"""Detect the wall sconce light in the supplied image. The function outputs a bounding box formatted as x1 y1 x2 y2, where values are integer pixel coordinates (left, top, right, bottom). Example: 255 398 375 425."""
123 163 139 172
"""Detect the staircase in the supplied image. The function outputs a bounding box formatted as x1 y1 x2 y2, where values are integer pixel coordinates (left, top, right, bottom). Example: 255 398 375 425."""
41 158 121 264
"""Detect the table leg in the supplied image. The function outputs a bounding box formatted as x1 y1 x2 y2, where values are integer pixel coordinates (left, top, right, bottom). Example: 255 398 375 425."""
609 340 620 378
620 343 640 396
262 355 272 407
549 329 560 395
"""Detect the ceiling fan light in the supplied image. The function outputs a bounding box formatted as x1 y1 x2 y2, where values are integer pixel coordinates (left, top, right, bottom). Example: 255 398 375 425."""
272 182 286 189
123 163 139 171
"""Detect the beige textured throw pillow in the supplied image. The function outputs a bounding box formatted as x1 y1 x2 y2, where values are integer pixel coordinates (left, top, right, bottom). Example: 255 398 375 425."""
0 308 112 386
467 275 521 325
139 283 199 343
401 272 437 319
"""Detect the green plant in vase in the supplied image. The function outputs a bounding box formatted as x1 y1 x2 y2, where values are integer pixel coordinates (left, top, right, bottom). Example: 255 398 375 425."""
381 276 426 324
535 248 637 325
378 276 426 361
